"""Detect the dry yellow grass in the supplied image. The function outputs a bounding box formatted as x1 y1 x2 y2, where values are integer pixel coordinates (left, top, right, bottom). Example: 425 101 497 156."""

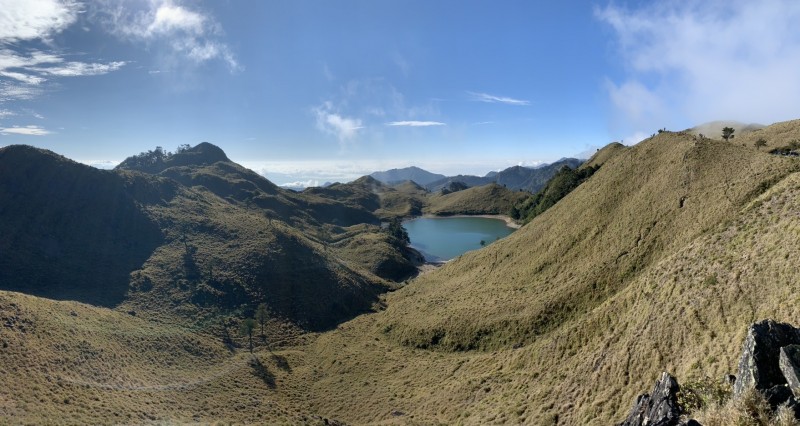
0 290 326 424
285 127 800 425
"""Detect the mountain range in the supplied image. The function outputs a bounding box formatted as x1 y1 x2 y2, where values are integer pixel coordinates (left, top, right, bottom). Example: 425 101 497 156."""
370 157 583 193
2 119 800 424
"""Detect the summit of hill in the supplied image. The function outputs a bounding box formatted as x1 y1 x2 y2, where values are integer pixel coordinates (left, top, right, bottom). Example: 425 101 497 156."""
369 166 446 186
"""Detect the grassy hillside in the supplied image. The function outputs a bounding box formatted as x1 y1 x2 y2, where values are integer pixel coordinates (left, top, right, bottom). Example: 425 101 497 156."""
6 121 800 424
284 127 800 425
0 290 338 424
305 175 523 220
0 146 165 307
424 183 529 216
0 144 411 332
380 131 797 350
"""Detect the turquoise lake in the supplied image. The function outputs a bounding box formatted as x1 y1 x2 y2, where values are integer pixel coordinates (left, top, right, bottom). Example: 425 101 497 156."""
403 216 516 262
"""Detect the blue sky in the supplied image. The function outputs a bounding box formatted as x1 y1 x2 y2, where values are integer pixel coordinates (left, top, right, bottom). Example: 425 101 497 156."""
2 0 800 186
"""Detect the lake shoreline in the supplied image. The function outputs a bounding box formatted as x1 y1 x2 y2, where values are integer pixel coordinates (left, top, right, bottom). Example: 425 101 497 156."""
403 214 518 269
418 213 521 229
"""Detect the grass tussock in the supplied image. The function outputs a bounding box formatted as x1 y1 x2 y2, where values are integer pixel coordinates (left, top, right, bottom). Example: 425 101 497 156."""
696 388 798 426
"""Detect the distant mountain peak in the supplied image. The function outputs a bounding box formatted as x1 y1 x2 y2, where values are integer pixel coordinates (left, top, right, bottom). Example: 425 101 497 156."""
370 166 446 186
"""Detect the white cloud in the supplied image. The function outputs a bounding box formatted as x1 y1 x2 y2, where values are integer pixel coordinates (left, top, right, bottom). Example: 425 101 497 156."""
597 0 800 137
0 125 51 136
0 0 78 42
314 102 363 143
33 60 127 77
311 78 447 143
0 71 45 85
0 109 15 118
467 91 530 106
148 3 205 36
0 81 42 101
279 179 321 189
0 43 126 107
79 159 120 170
386 121 446 127
93 0 239 71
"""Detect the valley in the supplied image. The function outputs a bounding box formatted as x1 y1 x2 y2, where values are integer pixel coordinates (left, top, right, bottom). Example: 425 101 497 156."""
2 120 800 424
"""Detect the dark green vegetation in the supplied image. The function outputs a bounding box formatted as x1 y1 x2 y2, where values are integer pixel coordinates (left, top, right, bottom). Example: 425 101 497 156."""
722 126 736 141
510 163 600 223
0 146 164 306
305 174 527 220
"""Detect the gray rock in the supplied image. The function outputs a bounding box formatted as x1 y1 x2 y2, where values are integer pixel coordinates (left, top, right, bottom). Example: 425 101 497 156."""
617 372 684 426
763 384 794 409
780 345 800 398
733 320 800 399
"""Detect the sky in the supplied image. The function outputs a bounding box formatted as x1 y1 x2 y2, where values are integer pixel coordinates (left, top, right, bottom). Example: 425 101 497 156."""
2 0 800 187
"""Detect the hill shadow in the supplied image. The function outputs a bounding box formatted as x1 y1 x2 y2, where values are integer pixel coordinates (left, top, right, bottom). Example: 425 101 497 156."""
0 146 165 307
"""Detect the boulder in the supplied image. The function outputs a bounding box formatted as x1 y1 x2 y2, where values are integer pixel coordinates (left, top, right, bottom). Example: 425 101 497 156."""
617 372 684 426
780 345 800 398
733 320 800 399
763 384 794 409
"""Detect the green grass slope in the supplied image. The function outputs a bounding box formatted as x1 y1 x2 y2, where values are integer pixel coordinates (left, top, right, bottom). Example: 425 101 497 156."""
0 144 406 332
424 183 529 216
0 290 337 424
381 132 798 352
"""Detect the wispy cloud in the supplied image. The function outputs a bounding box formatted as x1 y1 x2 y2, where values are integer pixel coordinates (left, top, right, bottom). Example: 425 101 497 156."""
313 102 363 144
311 78 446 145
0 0 128 113
0 81 42 102
322 63 335 81
33 61 127 77
0 48 128 102
386 120 446 127
0 125 51 136
92 0 239 71
0 109 15 118
596 0 800 139
467 91 530 106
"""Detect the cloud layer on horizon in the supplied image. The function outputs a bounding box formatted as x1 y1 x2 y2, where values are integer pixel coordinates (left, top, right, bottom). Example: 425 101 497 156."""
597 0 800 142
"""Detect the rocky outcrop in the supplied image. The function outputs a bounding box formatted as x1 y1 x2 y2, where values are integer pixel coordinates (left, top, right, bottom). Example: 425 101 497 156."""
733 320 800 399
780 345 800 397
619 320 800 425
617 372 698 426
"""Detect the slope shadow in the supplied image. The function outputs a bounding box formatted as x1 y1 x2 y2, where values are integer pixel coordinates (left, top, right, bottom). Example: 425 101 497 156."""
0 146 165 307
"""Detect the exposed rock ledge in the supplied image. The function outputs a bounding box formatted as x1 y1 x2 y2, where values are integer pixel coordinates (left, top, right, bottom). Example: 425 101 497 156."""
618 320 800 425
